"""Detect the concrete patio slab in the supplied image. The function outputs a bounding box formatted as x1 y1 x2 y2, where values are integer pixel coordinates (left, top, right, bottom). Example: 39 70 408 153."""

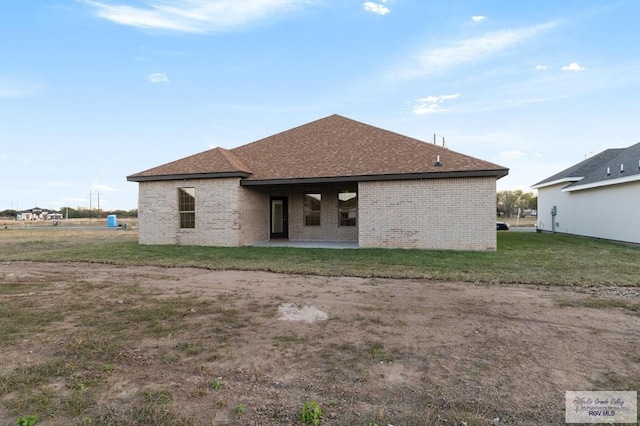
249 240 359 249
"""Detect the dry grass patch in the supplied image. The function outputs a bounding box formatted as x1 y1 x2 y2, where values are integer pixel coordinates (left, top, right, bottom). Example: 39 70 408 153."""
1 228 640 425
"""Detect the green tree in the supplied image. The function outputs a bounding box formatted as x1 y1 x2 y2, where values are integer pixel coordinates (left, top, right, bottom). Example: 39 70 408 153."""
517 192 537 214
0 209 18 219
497 190 537 218
497 190 522 218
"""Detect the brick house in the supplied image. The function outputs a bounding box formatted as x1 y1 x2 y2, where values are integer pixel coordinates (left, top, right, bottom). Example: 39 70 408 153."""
127 115 508 250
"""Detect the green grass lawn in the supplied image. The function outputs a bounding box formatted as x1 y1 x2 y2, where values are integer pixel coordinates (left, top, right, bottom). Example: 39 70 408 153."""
1 230 638 286
1 229 639 425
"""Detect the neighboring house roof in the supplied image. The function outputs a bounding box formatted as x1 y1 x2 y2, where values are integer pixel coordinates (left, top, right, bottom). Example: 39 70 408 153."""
532 141 640 191
128 114 508 184
17 207 62 217
19 207 46 213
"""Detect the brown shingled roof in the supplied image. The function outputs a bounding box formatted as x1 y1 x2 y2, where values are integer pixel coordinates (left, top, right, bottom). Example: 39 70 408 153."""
127 147 252 180
127 114 508 183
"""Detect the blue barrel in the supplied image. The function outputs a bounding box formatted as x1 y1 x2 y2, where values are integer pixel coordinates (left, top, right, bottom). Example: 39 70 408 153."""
107 215 118 227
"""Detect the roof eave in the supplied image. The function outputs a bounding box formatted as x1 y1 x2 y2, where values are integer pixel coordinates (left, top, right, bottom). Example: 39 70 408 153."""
531 176 583 190
240 169 508 186
127 171 251 182
561 173 640 192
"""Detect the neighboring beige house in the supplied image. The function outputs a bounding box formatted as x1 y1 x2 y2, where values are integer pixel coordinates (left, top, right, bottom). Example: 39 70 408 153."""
127 115 508 250
532 141 640 244
17 207 63 221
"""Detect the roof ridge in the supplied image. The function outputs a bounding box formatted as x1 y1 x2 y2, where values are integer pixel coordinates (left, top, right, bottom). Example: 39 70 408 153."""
214 147 252 173
231 114 345 152
129 114 508 182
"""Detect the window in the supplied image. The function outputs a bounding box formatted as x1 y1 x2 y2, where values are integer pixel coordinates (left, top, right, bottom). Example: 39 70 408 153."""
178 187 195 229
304 193 321 226
338 190 357 226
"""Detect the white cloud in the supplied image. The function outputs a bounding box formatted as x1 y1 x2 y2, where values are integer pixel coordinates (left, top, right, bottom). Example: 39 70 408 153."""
80 0 314 33
0 77 44 98
500 150 526 160
504 97 551 109
471 15 486 22
412 94 460 114
535 64 547 70
148 73 169 83
363 2 390 15
44 181 78 188
392 21 557 79
561 62 585 71
92 184 117 192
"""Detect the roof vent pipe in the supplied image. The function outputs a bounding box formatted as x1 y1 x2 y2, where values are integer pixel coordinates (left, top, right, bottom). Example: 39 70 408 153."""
434 155 443 167
621 163 625 173
606 167 610 176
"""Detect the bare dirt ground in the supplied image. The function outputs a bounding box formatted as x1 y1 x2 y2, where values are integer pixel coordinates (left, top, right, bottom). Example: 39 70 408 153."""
1 262 639 425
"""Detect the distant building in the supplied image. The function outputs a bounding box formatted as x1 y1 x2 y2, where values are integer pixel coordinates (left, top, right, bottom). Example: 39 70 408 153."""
17 207 63 221
532 141 640 244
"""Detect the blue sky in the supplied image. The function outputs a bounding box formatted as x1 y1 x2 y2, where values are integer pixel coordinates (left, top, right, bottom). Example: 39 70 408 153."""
2 0 639 211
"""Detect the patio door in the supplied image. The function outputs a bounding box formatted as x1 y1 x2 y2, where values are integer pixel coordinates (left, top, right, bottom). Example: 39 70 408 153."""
270 197 288 239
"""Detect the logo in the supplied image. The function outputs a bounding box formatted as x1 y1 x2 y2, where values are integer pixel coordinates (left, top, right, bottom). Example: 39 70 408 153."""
566 391 637 423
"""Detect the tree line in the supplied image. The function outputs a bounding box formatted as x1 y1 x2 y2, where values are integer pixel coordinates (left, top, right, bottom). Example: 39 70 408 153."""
3 192 534 221
497 190 537 218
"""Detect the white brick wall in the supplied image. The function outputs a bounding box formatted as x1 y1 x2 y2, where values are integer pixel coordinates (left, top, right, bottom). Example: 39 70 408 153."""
138 178 243 246
358 177 497 251
238 186 270 245
138 181 178 245
137 176 497 250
